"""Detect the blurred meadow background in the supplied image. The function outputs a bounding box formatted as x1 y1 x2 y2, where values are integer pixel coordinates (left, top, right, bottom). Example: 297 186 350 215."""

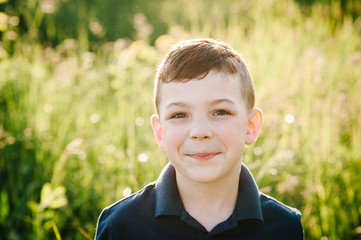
1 0 361 239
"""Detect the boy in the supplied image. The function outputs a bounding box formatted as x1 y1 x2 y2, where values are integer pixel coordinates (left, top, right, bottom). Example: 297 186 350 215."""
95 38 303 239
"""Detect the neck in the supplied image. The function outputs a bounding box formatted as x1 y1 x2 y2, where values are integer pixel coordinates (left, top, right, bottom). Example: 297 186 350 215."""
176 166 241 232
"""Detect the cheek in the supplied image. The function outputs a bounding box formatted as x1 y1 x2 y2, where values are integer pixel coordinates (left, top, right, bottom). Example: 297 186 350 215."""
216 121 247 145
163 125 186 150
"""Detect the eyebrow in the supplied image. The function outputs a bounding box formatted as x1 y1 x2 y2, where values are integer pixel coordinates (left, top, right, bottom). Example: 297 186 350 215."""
210 98 236 106
165 102 188 110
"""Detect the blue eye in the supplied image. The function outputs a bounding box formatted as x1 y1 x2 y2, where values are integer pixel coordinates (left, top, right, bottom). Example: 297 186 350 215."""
213 110 231 116
170 113 187 119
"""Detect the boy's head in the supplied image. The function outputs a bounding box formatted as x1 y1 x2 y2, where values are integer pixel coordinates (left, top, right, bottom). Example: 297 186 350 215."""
154 38 255 114
151 38 263 184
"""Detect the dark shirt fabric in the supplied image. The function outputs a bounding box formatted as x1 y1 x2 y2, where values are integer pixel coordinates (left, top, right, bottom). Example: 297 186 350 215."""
95 163 303 240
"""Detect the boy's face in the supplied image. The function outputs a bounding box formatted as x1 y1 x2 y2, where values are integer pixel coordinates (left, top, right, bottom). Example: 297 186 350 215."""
152 70 263 184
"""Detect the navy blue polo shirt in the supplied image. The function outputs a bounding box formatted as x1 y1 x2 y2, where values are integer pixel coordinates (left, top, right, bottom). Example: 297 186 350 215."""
95 163 303 239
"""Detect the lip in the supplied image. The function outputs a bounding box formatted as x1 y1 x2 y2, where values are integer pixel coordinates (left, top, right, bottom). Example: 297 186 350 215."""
186 152 220 160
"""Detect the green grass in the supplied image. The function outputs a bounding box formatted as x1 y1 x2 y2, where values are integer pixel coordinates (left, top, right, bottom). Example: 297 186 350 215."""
1 0 361 239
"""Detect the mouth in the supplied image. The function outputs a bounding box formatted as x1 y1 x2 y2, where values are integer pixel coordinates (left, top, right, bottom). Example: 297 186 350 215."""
186 152 221 160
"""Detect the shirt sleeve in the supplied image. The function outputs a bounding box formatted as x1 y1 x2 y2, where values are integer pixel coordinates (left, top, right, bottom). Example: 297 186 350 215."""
95 208 113 240
294 213 304 240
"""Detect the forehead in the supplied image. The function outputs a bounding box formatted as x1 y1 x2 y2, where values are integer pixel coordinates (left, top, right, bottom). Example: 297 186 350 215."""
158 70 245 110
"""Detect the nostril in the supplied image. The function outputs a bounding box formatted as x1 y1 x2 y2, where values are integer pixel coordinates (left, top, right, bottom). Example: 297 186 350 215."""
190 133 211 140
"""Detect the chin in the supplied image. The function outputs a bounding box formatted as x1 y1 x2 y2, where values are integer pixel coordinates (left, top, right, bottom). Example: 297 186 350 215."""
185 169 224 184
192 176 219 184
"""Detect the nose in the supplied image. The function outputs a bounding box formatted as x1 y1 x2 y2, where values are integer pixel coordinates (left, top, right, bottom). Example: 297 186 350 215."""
189 117 213 140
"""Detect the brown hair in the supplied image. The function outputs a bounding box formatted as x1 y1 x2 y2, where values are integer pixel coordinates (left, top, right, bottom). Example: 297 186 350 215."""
154 38 255 113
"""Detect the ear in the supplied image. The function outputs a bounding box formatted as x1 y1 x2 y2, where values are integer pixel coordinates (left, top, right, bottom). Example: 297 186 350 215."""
245 108 264 145
151 114 165 150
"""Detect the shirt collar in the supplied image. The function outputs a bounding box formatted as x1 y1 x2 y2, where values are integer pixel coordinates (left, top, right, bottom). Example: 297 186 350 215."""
155 163 183 217
235 164 263 221
155 163 263 222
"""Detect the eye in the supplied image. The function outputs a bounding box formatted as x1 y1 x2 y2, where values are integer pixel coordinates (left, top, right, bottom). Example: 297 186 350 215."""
170 112 187 119
213 109 231 116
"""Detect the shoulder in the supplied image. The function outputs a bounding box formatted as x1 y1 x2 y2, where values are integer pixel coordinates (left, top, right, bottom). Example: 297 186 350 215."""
95 182 157 239
259 193 303 239
260 193 301 220
104 181 157 216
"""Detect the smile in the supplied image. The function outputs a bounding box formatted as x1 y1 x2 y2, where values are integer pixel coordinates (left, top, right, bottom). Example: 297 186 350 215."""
186 152 220 160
